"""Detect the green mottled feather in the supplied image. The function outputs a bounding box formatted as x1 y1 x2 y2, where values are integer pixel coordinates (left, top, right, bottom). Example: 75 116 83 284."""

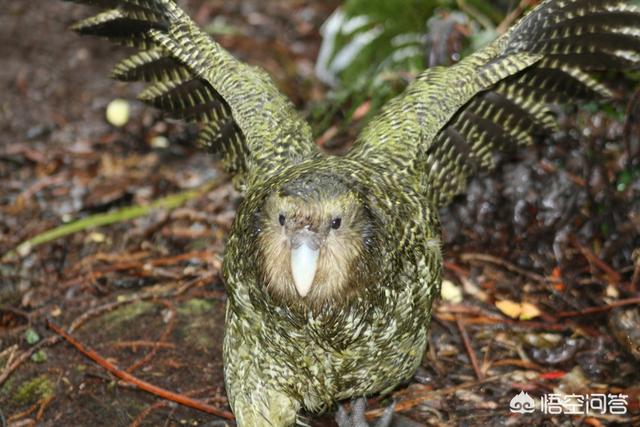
65 0 318 191
351 0 640 206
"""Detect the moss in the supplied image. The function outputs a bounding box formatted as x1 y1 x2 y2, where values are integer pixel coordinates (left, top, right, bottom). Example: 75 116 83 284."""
12 374 54 405
177 298 221 351
176 298 215 316
1 378 14 400
101 301 156 327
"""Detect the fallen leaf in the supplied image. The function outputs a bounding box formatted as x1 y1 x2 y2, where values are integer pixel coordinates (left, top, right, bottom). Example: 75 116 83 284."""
496 300 541 320
496 299 521 319
520 302 541 320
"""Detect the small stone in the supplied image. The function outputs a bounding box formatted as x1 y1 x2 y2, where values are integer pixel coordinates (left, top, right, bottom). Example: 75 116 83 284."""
150 135 170 148
106 98 130 127
87 231 106 243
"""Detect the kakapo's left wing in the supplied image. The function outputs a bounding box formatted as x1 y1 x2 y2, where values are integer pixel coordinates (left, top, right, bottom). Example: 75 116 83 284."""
64 0 317 190
348 0 640 207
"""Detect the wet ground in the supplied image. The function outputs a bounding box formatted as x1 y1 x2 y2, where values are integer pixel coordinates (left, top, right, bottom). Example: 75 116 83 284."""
1 0 639 426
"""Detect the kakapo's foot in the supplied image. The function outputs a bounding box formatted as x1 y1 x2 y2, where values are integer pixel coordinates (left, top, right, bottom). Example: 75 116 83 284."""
335 398 395 427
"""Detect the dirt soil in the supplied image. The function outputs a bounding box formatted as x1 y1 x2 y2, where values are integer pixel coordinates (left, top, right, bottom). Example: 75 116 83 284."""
1 0 639 426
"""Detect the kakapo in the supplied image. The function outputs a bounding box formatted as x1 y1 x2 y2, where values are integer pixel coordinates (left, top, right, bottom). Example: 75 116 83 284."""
60 0 640 425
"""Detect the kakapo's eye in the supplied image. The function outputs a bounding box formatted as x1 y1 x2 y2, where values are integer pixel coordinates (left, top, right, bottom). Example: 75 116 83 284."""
330 217 342 230
278 214 286 226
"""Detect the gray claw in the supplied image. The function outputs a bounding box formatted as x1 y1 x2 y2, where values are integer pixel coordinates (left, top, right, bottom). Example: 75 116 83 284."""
336 404 351 427
335 398 395 427
375 401 395 427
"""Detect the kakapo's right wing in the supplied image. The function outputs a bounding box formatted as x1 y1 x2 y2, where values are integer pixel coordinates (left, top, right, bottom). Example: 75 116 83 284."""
348 0 640 207
64 0 318 191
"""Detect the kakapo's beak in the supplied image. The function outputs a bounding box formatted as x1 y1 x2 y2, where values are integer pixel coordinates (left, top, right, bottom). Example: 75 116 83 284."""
290 230 320 298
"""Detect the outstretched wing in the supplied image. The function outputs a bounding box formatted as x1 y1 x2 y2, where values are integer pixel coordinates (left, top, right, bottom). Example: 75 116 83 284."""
65 0 317 191
348 0 640 206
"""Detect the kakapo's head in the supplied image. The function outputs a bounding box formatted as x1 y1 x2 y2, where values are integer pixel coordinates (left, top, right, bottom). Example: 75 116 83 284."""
255 171 382 308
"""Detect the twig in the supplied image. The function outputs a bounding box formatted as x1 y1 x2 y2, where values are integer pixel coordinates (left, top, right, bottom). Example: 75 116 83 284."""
436 312 574 332
75 251 151 272
77 250 214 282
0 305 31 321
0 344 18 368
128 386 219 427
455 315 484 380
16 173 67 202
131 401 168 427
125 300 176 373
129 400 170 427
46 319 234 420
0 336 60 387
68 299 137 333
35 396 54 421
491 359 542 370
6 402 38 424
444 261 468 277
143 250 214 267
3 178 225 261
557 297 640 318
461 253 548 283
496 0 538 34
538 160 587 187
572 238 622 283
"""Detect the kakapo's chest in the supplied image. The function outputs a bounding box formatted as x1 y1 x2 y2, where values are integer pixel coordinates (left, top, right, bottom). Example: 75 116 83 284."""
255 280 434 411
